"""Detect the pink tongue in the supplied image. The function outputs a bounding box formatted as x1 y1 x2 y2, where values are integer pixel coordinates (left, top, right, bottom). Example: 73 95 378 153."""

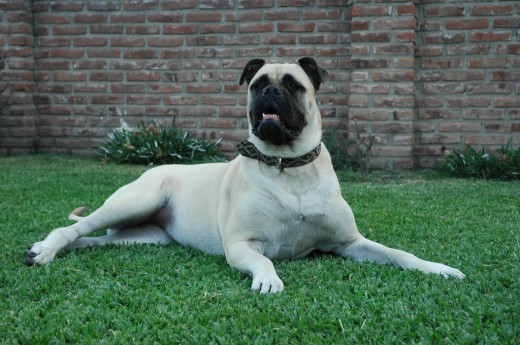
262 113 280 122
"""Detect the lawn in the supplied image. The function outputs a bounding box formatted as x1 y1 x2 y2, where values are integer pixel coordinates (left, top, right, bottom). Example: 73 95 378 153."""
1 155 518 344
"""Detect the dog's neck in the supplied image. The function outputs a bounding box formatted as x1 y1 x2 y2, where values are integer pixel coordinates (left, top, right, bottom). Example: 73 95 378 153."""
237 140 322 172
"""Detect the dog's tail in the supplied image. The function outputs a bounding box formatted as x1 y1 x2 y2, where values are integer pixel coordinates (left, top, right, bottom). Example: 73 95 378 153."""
68 206 88 222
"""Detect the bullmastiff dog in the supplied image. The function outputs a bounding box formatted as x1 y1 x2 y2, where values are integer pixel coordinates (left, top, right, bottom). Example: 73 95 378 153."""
25 57 465 293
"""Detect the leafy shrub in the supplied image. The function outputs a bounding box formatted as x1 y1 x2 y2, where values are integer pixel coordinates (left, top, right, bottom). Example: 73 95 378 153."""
99 120 226 165
323 125 374 180
441 140 520 180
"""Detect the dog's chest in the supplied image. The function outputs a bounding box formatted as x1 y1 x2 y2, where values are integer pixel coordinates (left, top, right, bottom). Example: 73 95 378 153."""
259 186 336 259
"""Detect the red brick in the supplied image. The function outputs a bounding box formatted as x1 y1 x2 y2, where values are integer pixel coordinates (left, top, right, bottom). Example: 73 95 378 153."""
303 9 340 20
39 37 70 47
127 72 161 81
495 44 520 55
264 10 300 20
147 37 183 47
238 23 274 33
415 46 443 57
425 6 465 17
161 0 197 10
74 60 107 69
87 1 121 11
374 18 414 30
352 5 391 17
351 20 369 31
50 49 84 58
493 18 520 28
447 45 490 55
447 97 490 107
463 109 504 120
374 44 414 55
423 32 465 44
110 13 145 23
351 32 390 42
126 25 160 35
465 136 507 145
278 22 314 32
372 71 414 82
200 24 236 34
87 48 120 58
127 95 161 105
91 95 124 104
90 72 124 81
319 22 349 33
495 97 520 107
395 31 415 42
89 24 124 34
396 4 416 16
73 37 107 47
446 19 488 30
467 83 512 94
164 25 199 35
147 13 183 22
264 35 297 45
186 36 222 46
349 109 391 121
351 58 390 69
53 26 87 35
468 58 509 68
422 58 462 69
491 71 520 81
38 14 71 24
440 122 481 133
236 47 273 57
148 84 182 94
50 2 83 11
423 83 465 94
74 14 107 23
111 37 144 47
276 47 314 57
239 0 274 8
123 0 159 10
186 12 221 22
471 5 513 16
470 31 512 42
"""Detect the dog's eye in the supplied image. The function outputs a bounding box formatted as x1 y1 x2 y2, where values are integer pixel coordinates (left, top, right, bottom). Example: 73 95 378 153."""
288 82 299 90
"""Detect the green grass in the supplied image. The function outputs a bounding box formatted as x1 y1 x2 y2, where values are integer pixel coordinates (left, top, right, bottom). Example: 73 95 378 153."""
1 155 518 344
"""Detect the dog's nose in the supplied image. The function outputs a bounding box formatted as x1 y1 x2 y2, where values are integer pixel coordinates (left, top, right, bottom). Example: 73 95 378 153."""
262 86 283 97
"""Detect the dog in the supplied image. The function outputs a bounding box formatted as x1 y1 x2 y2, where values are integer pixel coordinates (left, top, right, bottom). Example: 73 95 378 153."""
25 57 465 293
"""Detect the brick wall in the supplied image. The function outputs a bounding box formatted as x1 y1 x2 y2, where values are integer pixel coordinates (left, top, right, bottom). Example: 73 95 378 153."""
1 0 519 168
0 0 37 155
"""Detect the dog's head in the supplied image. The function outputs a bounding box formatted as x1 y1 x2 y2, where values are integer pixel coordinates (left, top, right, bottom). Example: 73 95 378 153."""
240 57 328 156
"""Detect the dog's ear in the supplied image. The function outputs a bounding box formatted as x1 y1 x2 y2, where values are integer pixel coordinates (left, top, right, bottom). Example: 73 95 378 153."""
239 59 266 86
297 57 329 91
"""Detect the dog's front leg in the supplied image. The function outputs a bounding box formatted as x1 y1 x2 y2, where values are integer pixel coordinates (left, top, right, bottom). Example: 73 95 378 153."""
336 237 465 279
225 240 284 293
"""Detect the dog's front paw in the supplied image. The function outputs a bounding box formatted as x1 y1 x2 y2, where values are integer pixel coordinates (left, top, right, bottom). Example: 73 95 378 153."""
25 242 56 266
423 261 466 279
251 272 284 293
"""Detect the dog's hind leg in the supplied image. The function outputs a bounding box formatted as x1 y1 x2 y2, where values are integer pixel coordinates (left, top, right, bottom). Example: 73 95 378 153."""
25 176 171 266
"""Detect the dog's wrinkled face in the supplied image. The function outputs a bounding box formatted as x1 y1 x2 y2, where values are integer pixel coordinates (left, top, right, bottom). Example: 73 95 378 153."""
240 57 328 146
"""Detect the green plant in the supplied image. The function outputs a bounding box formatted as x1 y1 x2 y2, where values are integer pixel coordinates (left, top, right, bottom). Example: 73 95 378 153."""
441 140 520 180
324 123 374 180
98 120 226 165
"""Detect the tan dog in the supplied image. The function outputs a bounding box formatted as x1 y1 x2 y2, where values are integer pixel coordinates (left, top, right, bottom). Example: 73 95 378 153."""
26 57 465 293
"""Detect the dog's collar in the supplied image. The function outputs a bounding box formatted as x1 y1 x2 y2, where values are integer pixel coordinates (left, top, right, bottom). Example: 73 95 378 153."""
237 140 321 172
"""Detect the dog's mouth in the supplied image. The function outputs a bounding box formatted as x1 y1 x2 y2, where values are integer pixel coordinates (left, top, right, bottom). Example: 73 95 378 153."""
252 113 302 143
